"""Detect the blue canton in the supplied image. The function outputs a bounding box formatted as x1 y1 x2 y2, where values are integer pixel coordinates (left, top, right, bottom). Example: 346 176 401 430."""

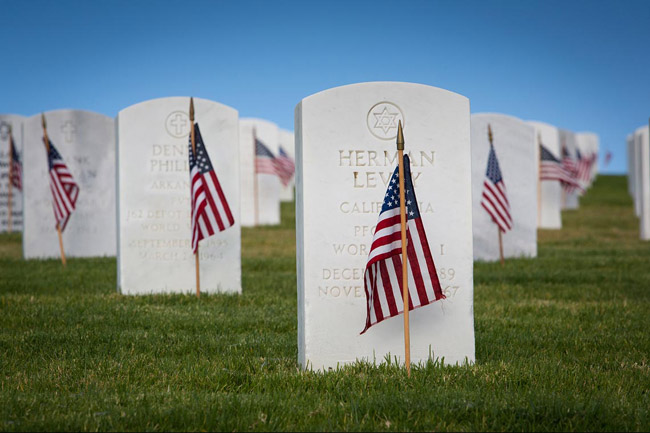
255 139 275 157
381 155 420 220
485 144 503 184
540 145 559 163
47 141 63 170
188 124 214 174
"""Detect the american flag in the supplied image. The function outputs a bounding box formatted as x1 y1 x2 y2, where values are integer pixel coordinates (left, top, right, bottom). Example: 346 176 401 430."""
539 144 583 192
9 132 22 191
46 140 79 231
604 151 612 167
276 146 295 187
189 123 234 253
480 141 512 233
575 149 592 185
255 138 282 176
561 146 581 193
361 155 444 334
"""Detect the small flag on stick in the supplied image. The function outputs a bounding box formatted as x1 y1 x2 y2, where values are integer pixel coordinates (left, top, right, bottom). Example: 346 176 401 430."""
361 152 445 334
540 144 583 193
276 146 295 187
46 139 79 232
575 149 592 189
9 128 22 191
480 126 512 234
42 113 76 267
255 139 282 176
188 123 235 252
603 151 612 167
561 146 580 194
188 98 234 297
7 125 21 233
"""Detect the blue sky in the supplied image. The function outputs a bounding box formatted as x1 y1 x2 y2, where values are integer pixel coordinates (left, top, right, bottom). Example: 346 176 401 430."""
2 0 649 174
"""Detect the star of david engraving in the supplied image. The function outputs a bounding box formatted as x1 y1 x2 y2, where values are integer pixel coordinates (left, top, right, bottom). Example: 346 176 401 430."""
372 107 398 135
366 101 405 140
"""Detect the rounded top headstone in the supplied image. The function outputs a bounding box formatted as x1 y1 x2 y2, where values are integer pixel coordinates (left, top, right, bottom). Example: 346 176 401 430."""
120 97 238 140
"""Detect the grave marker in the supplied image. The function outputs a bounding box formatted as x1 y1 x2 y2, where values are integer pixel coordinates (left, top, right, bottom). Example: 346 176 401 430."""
636 126 650 240
0 114 24 233
295 82 475 371
559 129 580 210
634 128 644 217
117 97 241 295
528 121 562 229
22 110 116 258
239 118 281 226
576 132 599 187
471 114 537 261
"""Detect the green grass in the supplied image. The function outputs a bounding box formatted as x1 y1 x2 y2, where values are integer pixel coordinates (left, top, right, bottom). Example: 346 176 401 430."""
1 175 649 431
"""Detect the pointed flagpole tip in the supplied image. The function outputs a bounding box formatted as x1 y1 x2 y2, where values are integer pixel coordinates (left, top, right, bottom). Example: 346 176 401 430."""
396 120 404 150
488 124 493 144
41 113 47 130
189 97 195 122
7 124 11 134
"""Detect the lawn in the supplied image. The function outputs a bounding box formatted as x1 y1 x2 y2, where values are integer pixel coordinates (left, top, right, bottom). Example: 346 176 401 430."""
0 175 648 431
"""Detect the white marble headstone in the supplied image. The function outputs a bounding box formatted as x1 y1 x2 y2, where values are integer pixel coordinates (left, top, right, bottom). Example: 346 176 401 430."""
278 128 295 202
0 115 25 233
22 110 116 258
528 121 562 229
636 126 650 240
117 97 241 295
296 82 475 371
558 129 580 210
471 114 537 261
239 118 280 226
576 132 599 189
632 126 644 218
588 133 599 183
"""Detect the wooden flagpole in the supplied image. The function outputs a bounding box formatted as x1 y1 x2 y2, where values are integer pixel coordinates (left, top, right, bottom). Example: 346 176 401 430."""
42 113 66 267
498 227 504 266
7 124 13 233
396 120 411 377
252 127 259 226
488 125 505 267
190 98 200 298
537 133 542 227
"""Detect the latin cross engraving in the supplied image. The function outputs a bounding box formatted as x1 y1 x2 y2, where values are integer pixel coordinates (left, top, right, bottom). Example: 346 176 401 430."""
170 114 187 136
61 121 76 143
0 122 10 141
164 111 190 138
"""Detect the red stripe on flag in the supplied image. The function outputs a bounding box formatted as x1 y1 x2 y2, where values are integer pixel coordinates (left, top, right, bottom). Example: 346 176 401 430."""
379 259 399 317
406 229 430 306
414 218 444 300
209 170 234 226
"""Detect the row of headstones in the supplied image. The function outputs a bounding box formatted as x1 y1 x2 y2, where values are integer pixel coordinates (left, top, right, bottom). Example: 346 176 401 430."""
0 105 295 230
0 108 599 261
626 124 650 240
1 84 599 370
0 99 297 295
